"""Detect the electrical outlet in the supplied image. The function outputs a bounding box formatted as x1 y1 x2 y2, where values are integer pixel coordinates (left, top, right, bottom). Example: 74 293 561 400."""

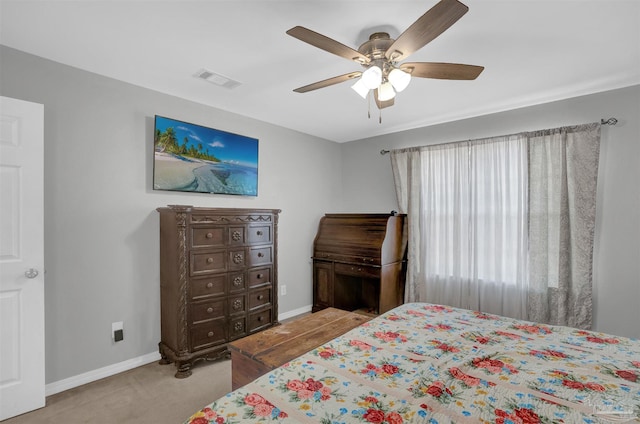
280 285 287 296
112 321 123 342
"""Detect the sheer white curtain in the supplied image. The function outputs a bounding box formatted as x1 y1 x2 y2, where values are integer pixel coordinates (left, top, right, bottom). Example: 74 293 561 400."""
391 136 529 319
391 124 600 327
527 124 601 329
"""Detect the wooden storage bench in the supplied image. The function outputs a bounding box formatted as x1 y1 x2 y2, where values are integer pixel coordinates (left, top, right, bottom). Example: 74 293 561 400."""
228 308 370 389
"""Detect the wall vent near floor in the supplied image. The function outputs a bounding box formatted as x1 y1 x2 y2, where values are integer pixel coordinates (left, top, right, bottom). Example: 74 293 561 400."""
193 68 241 89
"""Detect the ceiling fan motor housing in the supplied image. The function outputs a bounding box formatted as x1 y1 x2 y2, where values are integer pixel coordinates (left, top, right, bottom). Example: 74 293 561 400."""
358 32 400 80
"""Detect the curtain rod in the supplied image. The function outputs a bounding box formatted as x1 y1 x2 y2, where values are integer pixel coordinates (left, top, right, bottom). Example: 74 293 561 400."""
379 117 618 155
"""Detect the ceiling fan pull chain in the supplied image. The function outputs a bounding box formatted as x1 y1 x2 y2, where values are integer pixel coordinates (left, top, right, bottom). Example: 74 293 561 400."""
367 91 371 119
379 108 382 124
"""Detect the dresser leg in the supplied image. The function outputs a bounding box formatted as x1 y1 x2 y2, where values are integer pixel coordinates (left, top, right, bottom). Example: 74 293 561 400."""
158 344 172 365
175 361 193 378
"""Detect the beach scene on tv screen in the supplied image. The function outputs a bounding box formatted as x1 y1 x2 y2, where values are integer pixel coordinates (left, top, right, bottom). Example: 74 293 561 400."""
153 116 258 196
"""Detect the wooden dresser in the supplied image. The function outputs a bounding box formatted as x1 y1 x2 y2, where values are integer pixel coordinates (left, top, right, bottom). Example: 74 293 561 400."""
157 205 280 378
312 213 407 315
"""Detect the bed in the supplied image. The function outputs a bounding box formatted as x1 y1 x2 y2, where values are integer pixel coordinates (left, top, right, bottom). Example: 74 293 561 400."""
185 303 640 423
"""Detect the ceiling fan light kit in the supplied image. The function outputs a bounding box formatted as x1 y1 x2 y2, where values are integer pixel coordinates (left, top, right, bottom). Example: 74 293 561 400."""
388 68 411 92
351 79 370 99
286 0 484 120
361 65 383 89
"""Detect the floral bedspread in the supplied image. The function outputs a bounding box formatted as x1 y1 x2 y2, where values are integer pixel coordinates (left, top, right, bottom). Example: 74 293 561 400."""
186 303 640 424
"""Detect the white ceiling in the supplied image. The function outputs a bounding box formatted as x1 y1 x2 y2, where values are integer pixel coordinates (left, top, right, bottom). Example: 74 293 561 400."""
1 0 639 143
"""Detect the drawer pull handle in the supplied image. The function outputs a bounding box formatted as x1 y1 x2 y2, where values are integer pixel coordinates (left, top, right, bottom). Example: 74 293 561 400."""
206 257 214 264
257 273 263 279
257 295 264 300
256 230 263 236
232 231 241 241
207 307 213 313
233 299 242 310
258 252 264 258
233 254 243 264
234 322 243 331
233 276 243 286
206 282 213 289
257 316 264 322
206 232 213 239
207 331 214 337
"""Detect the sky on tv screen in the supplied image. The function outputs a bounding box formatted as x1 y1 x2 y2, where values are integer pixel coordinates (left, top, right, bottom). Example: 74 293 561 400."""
155 116 258 168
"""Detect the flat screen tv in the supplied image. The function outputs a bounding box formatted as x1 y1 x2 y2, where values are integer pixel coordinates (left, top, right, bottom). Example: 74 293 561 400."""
153 115 258 196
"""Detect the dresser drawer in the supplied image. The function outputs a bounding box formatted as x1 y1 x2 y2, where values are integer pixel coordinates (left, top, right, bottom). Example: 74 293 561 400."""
247 224 272 245
191 299 225 324
249 246 272 266
191 227 225 248
228 295 246 315
248 267 271 288
190 275 226 299
248 308 272 332
228 249 246 270
248 287 272 310
190 319 226 351
228 226 245 246
228 272 245 292
334 262 380 278
191 250 226 275
229 316 246 340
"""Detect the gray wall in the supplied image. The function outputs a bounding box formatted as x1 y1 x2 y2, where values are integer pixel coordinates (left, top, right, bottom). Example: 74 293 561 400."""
340 85 640 340
2 43 639 387
1 46 342 384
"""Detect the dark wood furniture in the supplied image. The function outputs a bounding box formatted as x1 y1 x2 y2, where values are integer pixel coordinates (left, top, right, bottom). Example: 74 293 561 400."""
157 205 280 378
312 213 407 315
228 308 370 389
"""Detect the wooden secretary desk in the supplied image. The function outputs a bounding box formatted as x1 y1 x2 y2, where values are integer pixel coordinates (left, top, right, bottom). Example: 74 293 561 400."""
312 213 408 315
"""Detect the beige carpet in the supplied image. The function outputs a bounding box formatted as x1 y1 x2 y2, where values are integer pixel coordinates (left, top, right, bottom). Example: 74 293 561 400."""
4 358 231 424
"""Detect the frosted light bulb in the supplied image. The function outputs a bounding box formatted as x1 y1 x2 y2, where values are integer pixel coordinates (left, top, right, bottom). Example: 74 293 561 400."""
351 78 369 99
377 81 396 101
361 66 382 90
389 68 411 92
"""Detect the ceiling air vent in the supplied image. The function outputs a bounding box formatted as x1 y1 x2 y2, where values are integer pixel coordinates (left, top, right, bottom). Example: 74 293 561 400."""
193 68 241 89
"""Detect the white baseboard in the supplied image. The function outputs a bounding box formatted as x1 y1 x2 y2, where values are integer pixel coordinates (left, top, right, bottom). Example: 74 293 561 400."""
45 351 161 397
279 304 312 321
45 306 312 397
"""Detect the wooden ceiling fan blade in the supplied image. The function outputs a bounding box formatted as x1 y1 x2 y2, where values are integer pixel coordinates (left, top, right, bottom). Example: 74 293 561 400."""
287 26 370 65
401 62 484 80
293 72 362 93
385 0 468 61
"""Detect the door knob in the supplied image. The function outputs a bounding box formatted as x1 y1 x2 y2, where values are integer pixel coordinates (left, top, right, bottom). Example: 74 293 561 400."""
25 268 39 279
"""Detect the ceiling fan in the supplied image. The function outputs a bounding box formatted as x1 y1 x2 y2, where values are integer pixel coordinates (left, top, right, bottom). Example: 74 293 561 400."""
286 0 484 112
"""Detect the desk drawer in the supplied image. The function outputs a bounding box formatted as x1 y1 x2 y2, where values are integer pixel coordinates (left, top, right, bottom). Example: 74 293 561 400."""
334 262 380 278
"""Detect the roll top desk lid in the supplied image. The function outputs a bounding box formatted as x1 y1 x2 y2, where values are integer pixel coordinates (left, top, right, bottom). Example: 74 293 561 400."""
313 213 407 266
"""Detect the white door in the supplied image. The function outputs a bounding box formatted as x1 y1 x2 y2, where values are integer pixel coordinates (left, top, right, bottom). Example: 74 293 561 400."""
0 96 45 420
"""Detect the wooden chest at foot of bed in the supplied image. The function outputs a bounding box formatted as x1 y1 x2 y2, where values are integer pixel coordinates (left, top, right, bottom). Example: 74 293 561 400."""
228 308 370 390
